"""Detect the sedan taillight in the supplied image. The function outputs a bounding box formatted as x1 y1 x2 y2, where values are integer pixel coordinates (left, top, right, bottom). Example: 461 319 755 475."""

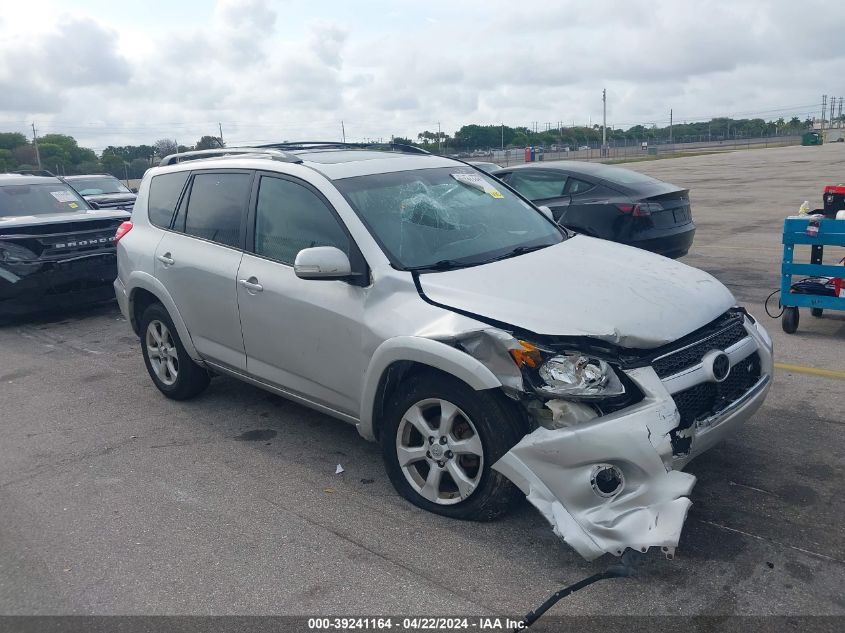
616 202 662 217
114 221 133 244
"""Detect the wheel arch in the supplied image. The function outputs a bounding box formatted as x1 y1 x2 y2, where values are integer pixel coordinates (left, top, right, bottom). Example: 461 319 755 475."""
126 272 200 361
358 336 503 442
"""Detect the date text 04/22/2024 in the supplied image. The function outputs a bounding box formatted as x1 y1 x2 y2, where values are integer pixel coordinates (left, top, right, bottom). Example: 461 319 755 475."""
306 617 525 630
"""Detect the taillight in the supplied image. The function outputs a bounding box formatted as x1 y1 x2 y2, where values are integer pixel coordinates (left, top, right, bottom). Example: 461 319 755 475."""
115 221 133 244
616 202 661 217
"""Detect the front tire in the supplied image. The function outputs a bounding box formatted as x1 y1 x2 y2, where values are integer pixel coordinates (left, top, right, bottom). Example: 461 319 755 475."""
139 303 209 400
381 372 526 521
782 306 799 334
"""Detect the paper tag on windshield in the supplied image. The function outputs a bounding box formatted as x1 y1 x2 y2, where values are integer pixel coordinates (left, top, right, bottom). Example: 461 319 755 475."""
451 173 504 198
50 190 77 203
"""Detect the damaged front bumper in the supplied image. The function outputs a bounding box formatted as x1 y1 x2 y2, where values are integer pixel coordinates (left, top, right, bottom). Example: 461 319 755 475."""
490 319 773 561
0 252 118 316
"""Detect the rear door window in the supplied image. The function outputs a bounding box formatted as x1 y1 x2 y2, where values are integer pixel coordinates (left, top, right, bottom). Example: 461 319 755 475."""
181 172 252 248
148 172 189 228
253 176 350 265
507 170 568 200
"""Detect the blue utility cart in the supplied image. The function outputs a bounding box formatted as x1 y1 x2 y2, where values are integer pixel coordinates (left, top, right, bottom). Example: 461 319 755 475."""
780 217 845 333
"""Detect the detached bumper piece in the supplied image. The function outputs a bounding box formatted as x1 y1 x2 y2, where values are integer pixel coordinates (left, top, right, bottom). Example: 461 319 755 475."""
494 375 695 561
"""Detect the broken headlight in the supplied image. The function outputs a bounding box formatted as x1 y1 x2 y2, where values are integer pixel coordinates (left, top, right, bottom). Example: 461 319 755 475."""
537 353 625 399
509 340 626 400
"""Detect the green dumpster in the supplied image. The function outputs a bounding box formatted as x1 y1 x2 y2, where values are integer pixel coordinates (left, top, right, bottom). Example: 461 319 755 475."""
802 131 823 146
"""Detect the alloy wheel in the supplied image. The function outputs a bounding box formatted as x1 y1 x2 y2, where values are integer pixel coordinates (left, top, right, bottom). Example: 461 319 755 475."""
145 319 179 386
395 398 484 505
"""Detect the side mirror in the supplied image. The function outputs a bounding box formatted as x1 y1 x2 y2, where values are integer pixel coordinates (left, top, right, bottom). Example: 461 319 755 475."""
130 187 138 194
88 201 100 210
538 205 554 221
294 246 353 280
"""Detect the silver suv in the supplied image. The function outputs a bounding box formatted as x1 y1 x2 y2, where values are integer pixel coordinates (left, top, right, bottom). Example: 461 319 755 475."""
114 144 773 561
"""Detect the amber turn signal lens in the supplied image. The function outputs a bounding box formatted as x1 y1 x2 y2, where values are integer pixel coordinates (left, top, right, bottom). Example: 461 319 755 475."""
509 340 543 368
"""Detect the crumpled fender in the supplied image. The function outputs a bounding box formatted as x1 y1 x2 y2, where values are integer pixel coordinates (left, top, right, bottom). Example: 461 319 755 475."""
357 335 503 441
493 366 696 560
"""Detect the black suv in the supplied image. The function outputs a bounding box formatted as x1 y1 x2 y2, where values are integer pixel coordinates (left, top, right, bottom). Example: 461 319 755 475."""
64 174 137 211
0 174 130 316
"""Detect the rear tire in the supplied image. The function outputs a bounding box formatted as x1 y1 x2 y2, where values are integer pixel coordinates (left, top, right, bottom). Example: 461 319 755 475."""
139 302 209 400
381 372 526 522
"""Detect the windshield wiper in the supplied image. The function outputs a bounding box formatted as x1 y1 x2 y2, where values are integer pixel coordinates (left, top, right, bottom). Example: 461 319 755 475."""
485 243 551 263
404 259 474 272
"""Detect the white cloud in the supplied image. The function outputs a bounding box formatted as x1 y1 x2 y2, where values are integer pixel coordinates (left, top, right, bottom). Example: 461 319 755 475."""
0 0 841 151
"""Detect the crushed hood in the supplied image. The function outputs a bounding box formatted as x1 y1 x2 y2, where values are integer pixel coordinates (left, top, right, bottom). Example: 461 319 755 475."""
418 235 735 348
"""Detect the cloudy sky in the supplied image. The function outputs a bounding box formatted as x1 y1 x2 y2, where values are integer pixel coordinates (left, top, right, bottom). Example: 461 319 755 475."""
0 0 841 153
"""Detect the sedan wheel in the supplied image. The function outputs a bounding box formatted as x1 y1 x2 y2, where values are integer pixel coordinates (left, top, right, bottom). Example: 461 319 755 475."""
396 398 484 505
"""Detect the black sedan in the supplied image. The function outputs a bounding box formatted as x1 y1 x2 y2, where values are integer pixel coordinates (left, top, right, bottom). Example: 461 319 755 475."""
493 162 695 258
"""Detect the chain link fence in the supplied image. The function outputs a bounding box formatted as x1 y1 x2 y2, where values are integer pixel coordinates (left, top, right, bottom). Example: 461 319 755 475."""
441 134 802 166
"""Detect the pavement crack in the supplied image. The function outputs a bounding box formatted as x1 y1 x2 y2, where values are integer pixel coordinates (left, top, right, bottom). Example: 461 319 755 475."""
728 481 774 495
696 519 845 565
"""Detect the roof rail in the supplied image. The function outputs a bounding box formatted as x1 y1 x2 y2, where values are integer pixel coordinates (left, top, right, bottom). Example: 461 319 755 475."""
159 147 303 166
11 169 58 178
256 141 431 155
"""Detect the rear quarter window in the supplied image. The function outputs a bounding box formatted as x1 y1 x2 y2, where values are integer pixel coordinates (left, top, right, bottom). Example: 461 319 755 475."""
148 172 190 228
566 178 595 195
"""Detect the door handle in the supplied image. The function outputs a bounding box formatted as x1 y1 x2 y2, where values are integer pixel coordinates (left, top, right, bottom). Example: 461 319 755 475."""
157 253 174 266
238 278 263 292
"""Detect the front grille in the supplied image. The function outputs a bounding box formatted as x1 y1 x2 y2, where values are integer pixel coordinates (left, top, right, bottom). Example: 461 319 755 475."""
652 314 748 378
670 352 761 454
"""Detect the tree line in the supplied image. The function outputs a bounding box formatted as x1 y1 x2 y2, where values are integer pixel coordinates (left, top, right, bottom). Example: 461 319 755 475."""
399 116 818 152
0 133 224 180
0 114 823 179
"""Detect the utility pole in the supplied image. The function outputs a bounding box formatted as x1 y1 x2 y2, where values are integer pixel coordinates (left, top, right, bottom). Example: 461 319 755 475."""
218 122 224 146
341 120 346 143
501 123 504 150
437 122 441 153
31 122 42 169
669 109 673 147
821 95 827 133
830 98 836 129
601 88 607 155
